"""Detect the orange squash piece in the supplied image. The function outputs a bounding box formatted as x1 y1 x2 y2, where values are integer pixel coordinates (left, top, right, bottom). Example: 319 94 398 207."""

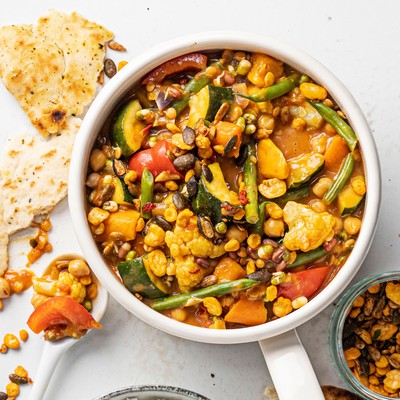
325 135 350 172
224 297 267 326
213 257 246 282
212 121 242 158
95 209 140 242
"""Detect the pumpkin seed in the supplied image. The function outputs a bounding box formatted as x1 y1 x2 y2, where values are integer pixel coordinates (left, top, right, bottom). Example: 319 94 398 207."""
173 153 196 171
182 126 196 146
113 159 127 177
247 269 272 283
198 215 215 240
9 373 28 384
201 164 213 182
235 143 248 166
0 392 7 400
223 135 238 155
172 192 188 210
154 216 172 231
186 176 198 198
104 58 117 78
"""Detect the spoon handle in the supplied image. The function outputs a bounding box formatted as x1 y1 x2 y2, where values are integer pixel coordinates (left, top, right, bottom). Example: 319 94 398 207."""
29 340 73 400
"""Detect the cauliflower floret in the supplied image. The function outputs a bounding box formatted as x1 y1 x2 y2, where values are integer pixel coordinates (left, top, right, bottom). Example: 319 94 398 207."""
165 210 226 291
144 224 166 247
282 201 335 252
56 271 86 303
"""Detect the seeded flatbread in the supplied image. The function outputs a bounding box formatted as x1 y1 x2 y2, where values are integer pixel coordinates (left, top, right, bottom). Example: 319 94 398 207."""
0 10 113 137
0 118 81 275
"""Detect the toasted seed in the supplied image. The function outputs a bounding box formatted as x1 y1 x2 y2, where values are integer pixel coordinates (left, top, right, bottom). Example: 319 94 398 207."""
9 374 28 385
113 159 127 177
223 135 238 155
202 164 213 182
235 144 248 166
104 58 117 78
0 392 7 400
108 41 127 52
182 126 196 146
173 153 196 170
154 216 172 231
186 176 198 198
198 215 215 239
196 257 211 268
199 274 218 287
172 192 188 210
247 269 272 283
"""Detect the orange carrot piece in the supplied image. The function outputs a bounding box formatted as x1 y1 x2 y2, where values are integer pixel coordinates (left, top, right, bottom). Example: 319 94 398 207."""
325 135 350 172
224 297 267 326
213 257 246 282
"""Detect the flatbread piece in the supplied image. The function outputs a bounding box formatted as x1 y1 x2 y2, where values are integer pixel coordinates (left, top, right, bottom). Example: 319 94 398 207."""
0 10 113 137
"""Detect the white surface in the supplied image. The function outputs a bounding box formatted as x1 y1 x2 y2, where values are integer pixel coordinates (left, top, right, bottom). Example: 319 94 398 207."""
0 1 398 399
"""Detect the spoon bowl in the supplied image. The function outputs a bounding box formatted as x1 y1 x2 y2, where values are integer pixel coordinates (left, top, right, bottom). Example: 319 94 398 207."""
28 259 109 400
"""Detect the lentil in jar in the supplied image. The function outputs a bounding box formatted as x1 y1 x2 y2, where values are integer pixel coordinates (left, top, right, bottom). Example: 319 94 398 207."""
85 49 366 329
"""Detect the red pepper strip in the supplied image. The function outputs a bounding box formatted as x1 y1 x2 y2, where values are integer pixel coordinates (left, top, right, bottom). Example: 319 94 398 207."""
142 53 208 85
128 140 181 179
277 266 329 301
27 296 102 335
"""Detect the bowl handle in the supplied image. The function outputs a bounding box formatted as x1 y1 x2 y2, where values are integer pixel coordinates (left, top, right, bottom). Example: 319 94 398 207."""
259 329 324 399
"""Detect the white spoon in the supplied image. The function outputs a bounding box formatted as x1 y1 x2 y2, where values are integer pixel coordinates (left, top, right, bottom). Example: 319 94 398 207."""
28 283 108 400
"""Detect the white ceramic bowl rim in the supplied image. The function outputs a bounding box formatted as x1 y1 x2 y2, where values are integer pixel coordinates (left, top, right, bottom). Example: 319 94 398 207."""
68 31 381 344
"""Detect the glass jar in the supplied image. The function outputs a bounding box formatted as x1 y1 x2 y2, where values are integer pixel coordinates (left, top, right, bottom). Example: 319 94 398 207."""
329 271 400 400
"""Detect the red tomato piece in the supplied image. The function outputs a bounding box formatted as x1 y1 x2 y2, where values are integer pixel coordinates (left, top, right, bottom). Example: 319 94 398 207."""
27 296 101 335
142 53 208 85
277 266 330 301
128 140 181 179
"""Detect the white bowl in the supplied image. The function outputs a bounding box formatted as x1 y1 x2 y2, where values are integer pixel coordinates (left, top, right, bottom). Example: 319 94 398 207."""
68 31 381 345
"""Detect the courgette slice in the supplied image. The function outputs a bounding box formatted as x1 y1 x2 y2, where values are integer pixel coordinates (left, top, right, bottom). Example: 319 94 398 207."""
187 85 234 127
286 153 325 188
337 177 365 215
192 162 241 224
111 100 147 157
111 177 134 205
118 257 171 299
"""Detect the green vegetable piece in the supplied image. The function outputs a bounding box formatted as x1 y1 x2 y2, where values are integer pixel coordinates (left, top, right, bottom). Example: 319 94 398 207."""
111 100 147 157
244 142 259 224
252 201 268 236
337 179 365 215
240 73 309 102
140 168 154 219
118 257 171 299
309 101 358 151
172 61 224 116
111 176 134 205
323 153 354 205
286 153 325 189
275 185 311 205
286 247 328 269
151 278 260 311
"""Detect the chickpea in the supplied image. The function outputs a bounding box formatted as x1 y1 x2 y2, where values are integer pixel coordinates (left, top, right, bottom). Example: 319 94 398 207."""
68 259 90 277
171 307 187 322
263 218 285 238
89 149 107 172
310 199 327 213
312 177 333 198
344 217 362 235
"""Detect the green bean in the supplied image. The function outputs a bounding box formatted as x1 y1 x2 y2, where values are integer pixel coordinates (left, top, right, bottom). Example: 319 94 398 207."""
243 142 259 224
171 61 224 115
286 247 328 269
252 201 268 236
151 278 260 311
239 73 309 102
309 101 358 151
140 168 154 219
323 153 354 204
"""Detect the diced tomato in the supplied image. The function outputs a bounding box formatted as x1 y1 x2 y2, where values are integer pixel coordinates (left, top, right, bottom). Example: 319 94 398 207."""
27 296 101 335
142 53 208 85
128 140 181 179
277 266 330 301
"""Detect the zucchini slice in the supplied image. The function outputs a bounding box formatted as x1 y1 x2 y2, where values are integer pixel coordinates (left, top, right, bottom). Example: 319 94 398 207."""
111 100 147 157
337 177 365 215
118 257 171 299
187 85 234 127
286 153 325 189
111 177 134 205
192 162 241 224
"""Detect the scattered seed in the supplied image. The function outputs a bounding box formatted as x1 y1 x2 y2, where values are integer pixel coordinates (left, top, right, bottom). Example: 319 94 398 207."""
113 159 127 177
104 58 117 78
154 216 172 231
186 176 198 198
223 135 238 155
108 41 127 52
9 374 28 385
182 126 196 146
173 153 196 171
172 192 188 210
198 215 215 240
201 164 213 182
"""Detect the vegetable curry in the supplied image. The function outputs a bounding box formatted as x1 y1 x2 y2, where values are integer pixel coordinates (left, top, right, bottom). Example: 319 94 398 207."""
85 49 366 329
